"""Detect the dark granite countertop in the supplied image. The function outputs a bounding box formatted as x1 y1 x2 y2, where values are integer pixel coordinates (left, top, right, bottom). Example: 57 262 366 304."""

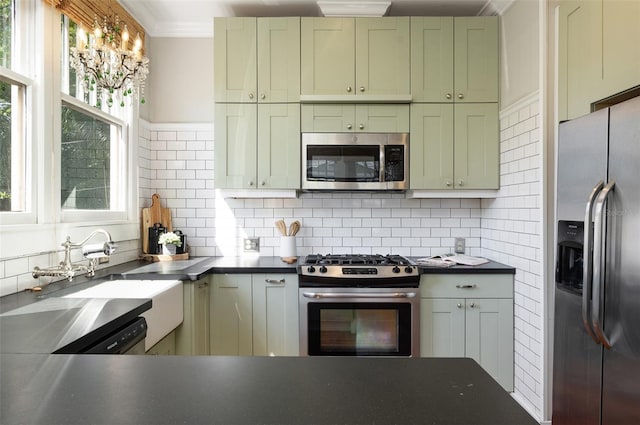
0 355 537 425
0 297 151 354
413 259 516 274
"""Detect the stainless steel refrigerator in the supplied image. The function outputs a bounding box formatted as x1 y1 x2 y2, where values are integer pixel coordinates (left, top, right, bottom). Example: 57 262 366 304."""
553 95 640 424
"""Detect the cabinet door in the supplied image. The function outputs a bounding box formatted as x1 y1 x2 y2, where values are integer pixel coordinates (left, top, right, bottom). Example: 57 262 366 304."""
453 17 498 103
301 104 356 132
420 298 465 357
257 17 300 103
453 103 499 189
175 279 210 355
214 103 257 189
601 0 640 105
301 17 355 96
252 274 299 356
257 104 301 189
146 331 176 356
214 17 257 103
355 104 409 132
410 103 454 189
465 298 514 391
210 274 253 356
410 17 454 102
355 17 410 96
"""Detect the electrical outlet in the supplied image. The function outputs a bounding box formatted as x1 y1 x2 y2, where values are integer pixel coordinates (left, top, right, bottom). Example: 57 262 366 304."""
454 238 465 254
244 238 260 252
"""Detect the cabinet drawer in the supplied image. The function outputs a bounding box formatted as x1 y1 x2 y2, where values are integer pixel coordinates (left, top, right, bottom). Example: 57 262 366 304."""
420 274 512 298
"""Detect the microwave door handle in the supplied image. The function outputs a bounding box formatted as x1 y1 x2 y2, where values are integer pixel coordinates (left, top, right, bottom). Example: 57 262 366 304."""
591 180 615 349
380 145 386 183
582 180 604 344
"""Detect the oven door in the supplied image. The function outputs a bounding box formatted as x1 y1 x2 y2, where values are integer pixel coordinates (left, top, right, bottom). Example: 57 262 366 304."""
299 287 419 357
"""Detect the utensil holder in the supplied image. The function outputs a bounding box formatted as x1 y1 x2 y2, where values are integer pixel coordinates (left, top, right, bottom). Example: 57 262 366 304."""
280 236 297 260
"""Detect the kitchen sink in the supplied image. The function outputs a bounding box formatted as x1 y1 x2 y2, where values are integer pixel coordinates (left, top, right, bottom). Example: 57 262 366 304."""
63 280 183 351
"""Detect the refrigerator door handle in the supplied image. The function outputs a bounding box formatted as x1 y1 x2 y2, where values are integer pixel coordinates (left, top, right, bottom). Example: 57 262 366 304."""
582 180 604 344
592 179 615 349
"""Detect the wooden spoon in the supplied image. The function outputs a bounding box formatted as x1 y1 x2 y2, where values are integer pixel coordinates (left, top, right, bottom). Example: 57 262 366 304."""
275 219 287 236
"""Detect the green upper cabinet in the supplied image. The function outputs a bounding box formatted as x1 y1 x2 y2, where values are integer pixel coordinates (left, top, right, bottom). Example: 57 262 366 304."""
215 103 300 190
301 104 409 132
215 17 300 103
411 16 498 103
410 103 498 190
301 17 410 99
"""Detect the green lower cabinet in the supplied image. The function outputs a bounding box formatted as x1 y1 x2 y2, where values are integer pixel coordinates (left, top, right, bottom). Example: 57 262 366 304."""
420 274 513 392
410 102 498 190
146 330 176 356
210 274 253 355
252 274 299 356
175 279 210 355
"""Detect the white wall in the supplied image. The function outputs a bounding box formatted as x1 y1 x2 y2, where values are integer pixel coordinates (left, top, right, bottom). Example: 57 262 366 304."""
482 0 546 421
142 37 214 123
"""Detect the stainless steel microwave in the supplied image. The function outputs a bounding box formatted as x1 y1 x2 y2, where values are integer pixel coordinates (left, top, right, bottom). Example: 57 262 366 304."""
301 133 409 191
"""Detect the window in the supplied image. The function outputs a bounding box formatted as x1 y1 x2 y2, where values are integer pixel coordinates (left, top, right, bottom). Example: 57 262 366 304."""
0 0 30 216
59 15 129 217
0 76 26 212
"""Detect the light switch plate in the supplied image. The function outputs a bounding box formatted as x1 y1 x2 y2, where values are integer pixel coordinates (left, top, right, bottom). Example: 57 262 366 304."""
454 238 465 254
244 238 260 252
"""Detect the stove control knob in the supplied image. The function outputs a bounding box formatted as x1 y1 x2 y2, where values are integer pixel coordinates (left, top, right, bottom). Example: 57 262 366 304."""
392 266 401 273
319 266 328 273
307 266 316 273
405 266 413 274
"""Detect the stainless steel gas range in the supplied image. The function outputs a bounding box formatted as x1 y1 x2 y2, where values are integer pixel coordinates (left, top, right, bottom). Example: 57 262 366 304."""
298 254 420 357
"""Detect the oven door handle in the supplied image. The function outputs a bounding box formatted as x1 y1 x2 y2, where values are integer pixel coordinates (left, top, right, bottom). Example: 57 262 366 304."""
302 292 417 299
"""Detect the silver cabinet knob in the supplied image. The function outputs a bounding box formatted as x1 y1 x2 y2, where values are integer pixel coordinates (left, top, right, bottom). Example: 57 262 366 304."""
457 93 464 99
249 93 254 99
457 303 462 309
260 93 266 100
458 179 464 187
346 86 352 93
445 180 452 187
469 303 476 309
446 93 452 99
260 181 266 186
359 86 365 92
198 282 208 289
359 124 364 130
248 181 254 186
347 124 353 130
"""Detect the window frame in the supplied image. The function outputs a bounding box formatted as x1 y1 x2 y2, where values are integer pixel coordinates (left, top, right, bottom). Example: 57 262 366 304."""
59 93 129 222
0 0 36 226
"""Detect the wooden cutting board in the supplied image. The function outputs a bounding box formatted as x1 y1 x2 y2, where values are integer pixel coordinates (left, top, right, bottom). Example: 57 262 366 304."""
141 194 172 253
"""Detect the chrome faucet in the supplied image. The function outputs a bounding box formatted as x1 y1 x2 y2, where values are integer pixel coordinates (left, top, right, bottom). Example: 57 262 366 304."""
32 229 118 282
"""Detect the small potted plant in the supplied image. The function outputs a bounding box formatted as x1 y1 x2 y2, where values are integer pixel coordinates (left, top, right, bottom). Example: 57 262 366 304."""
158 231 182 255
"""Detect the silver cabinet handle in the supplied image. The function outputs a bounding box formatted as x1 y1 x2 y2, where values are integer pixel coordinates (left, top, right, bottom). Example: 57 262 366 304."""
198 282 208 289
249 93 254 99
458 179 464 187
260 93 266 100
346 86 352 93
248 181 254 186
582 180 604 344
446 93 452 99
457 303 462 309
302 292 416 299
265 278 285 284
592 180 615 349
347 124 353 130
359 86 365 92
445 181 452 187
455 284 476 289
458 93 464 99
359 124 364 130
260 181 266 186
469 302 476 308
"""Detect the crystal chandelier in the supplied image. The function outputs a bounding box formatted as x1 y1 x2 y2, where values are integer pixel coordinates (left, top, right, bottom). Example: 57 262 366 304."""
70 13 149 108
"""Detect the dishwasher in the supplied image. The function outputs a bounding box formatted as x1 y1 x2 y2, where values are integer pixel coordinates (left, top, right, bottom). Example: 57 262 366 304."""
77 317 147 354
